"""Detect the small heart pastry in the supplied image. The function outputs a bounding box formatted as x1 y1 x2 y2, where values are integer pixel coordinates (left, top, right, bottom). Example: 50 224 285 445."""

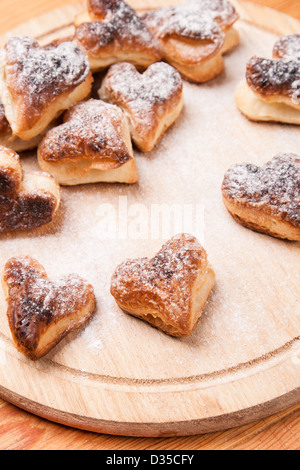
0 146 60 232
74 0 163 72
142 0 239 83
235 34 300 124
0 36 93 141
111 234 215 337
222 153 300 241
99 62 184 152
2 256 96 360
38 99 138 186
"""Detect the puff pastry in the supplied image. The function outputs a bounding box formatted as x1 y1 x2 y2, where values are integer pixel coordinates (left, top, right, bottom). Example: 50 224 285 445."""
235 34 300 124
38 99 138 186
99 61 184 152
74 0 163 72
2 256 96 360
0 36 93 141
222 153 300 241
0 146 60 232
0 101 59 152
111 234 215 337
142 0 239 83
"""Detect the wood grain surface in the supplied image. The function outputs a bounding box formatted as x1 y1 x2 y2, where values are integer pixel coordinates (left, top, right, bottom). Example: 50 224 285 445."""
0 0 299 451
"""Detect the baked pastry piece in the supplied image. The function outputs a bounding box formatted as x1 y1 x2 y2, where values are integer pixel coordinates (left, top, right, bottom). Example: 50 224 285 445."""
111 234 215 337
38 99 138 185
74 0 163 72
99 62 184 152
142 0 239 83
222 153 300 241
0 36 93 141
2 256 96 360
0 146 60 232
235 34 300 124
0 101 59 152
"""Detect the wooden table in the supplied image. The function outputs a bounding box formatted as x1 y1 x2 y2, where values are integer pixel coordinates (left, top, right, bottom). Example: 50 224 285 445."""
0 0 299 451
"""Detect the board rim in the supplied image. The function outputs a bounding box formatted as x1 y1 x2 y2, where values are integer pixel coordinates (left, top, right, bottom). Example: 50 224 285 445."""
0 0 299 437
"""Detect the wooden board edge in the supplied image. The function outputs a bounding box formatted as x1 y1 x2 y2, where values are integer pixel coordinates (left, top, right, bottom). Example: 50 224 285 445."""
0 384 299 437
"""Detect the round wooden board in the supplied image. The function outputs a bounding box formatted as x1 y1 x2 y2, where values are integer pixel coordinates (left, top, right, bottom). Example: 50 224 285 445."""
0 0 299 437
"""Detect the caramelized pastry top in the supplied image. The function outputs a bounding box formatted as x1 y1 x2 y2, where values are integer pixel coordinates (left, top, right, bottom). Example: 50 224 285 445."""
111 234 209 327
246 56 300 105
4 37 90 125
75 0 162 58
273 34 300 60
0 145 60 231
101 61 183 124
222 153 300 227
38 99 132 167
142 0 238 40
3 256 95 355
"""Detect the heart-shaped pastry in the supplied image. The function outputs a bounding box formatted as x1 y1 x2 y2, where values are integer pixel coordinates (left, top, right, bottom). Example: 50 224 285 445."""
99 62 184 152
222 153 300 241
142 0 239 83
0 146 60 232
110 234 215 337
0 36 93 141
235 34 300 124
74 0 163 72
38 99 137 186
2 256 96 360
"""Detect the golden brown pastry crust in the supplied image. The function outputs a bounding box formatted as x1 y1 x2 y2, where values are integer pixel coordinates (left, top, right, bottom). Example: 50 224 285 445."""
2 256 96 360
111 234 215 337
0 146 60 232
222 153 300 241
236 35 300 123
0 37 93 141
142 0 239 83
99 61 184 152
74 0 163 72
38 99 138 185
0 102 60 152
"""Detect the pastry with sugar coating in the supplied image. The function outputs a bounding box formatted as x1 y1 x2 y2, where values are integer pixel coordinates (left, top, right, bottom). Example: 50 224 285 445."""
74 0 163 72
38 99 138 186
0 146 60 232
222 153 300 241
99 61 184 152
111 234 215 337
0 36 93 141
235 34 300 124
2 256 96 360
142 0 239 83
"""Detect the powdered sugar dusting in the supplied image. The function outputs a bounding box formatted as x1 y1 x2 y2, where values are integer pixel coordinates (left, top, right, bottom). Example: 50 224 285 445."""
247 56 300 105
222 153 300 226
273 34 300 61
39 99 131 164
100 62 182 127
5 37 90 101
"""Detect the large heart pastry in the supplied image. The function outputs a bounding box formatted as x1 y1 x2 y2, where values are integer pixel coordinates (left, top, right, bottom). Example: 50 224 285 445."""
235 34 300 124
110 234 215 337
222 153 300 241
2 256 96 360
142 0 239 83
38 99 138 186
99 61 184 152
0 146 60 232
0 36 93 141
74 0 163 72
